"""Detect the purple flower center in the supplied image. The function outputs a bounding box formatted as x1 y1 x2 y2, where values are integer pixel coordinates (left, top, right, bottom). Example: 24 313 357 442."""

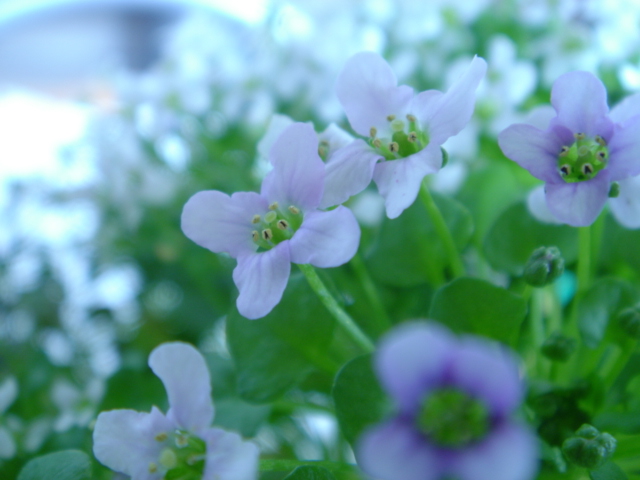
251 202 303 250
150 430 207 479
416 388 490 448
368 114 429 160
557 133 609 183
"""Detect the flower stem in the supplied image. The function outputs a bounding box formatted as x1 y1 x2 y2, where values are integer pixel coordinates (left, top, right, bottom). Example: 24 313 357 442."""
576 226 592 298
418 182 465 279
349 252 392 335
260 459 359 477
298 264 375 353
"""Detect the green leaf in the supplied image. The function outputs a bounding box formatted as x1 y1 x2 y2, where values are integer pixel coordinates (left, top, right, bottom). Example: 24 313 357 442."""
577 278 640 348
283 466 337 480
332 354 392 446
483 201 578 275
429 277 527 345
226 274 336 403
17 450 91 480
367 192 473 287
590 461 628 480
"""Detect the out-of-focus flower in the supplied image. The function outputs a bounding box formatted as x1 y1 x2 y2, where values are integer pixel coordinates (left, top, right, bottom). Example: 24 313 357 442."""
181 123 360 319
328 51 486 218
499 71 640 227
0 376 18 459
357 321 538 480
93 342 259 480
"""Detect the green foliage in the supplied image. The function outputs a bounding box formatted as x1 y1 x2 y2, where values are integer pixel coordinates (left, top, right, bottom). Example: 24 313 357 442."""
283 466 337 480
226 275 336 403
483 202 578 275
367 192 473 287
429 277 527 345
17 450 91 480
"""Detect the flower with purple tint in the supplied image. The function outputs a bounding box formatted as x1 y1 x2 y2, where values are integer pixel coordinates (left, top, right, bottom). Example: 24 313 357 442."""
93 342 259 480
499 71 640 227
324 52 486 218
357 322 538 480
181 122 360 319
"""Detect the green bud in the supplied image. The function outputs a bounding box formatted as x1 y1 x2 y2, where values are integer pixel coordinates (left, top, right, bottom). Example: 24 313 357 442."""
562 424 616 469
523 246 565 287
608 181 620 198
541 333 577 362
617 306 640 338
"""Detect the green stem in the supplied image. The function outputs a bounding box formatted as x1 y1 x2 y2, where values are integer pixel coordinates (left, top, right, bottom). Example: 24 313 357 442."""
601 339 639 391
260 459 359 476
418 182 465 280
299 264 375 353
576 226 592 298
350 252 392 335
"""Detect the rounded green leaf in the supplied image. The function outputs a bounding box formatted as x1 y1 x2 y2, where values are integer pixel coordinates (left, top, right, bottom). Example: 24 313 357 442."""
17 450 91 480
367 192 473 287
227 274 336 403
483 201 578 275
429 277 527 345
332 354 392 446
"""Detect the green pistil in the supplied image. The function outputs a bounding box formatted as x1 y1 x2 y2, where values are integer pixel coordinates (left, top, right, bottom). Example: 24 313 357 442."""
368 114 429 160
251 205 303 251
557 133 609 183
153 430 207 480
417 389 489 448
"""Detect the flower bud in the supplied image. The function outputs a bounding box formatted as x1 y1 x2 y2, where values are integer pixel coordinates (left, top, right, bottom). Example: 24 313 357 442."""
617 306 640 338
562 424 616 469
440 147 449 168
523 246 565 287
541 333 577 362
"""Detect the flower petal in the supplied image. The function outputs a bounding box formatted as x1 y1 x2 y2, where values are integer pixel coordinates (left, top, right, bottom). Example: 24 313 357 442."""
607 115 640 179
545 174 610 227
526 185 562 224
289 207 360 267
373 146 442 219
148 342 214 432
93 407 173 480
357 419 442 480
446 337 524 417
609 176 640 229
201 428 259 480
233 243 291 319
449 422 539 480
181 191 267 258
319 123 354 158
336 51 414 136
261 123 325 210
498 123 571 183
256 114 296 160
419 56 487 145
550 71 609 136
375 322 455 415
609 92 640 125
523 105 556 130
320 140 381 208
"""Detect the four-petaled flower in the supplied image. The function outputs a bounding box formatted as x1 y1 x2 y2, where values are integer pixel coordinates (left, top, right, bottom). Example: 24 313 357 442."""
499 71 640 227
181 122 360 319
323 51 486 218
93 342 259 480
357 321 538 480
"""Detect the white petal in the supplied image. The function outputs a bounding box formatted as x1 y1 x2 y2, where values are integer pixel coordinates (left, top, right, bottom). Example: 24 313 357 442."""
202 428 260 480
149 342 214 432
609 175 640 229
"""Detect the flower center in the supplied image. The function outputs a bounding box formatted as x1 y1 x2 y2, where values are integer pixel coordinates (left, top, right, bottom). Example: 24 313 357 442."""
557 133 609 183
416 388 490 448
251 202 303 251
149 430 207 480
368 114 429 160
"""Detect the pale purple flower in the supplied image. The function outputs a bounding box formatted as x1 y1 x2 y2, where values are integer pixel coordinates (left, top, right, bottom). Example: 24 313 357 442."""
93 342 259 480
499 72 640 227
181 123 360 319
357 322 538 480
325 51 486 218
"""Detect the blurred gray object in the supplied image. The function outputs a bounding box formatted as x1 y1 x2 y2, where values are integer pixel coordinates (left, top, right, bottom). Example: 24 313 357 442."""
0 0 218 86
